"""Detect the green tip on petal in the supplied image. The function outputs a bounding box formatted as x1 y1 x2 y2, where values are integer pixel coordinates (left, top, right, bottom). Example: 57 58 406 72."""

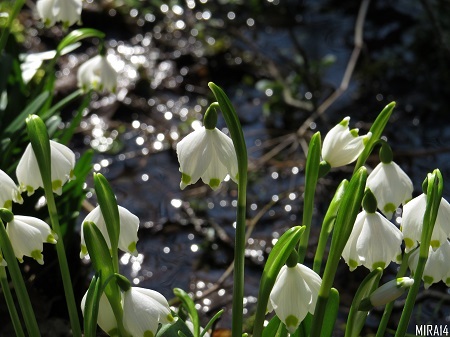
81 245 88 256
31 250 44 265
128 241 137 255
396 254 403 263
349 259 358 271
52 180 63 193
46 234 57 244
339 117 350 127
167 314 174 322
144 330 154 337
350 128 359 137
445 278 450 287
3 200 12 210
383 203 396 215
423 275 434 287
285 315 299 332
372 261 386 270
209 178 221 189
430 240 440 249
181 172 191 188
404 238 415 250
26 185 35 196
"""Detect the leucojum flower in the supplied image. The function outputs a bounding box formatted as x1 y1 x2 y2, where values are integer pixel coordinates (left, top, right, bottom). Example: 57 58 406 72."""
80 205 139 258
0 169 23 209
401 193 450 253
81 292 117 335
321 116 371 168
36 0 82 28
6 215 57 265
268 263 322 333
176 126 238 190
342 189 403 271
16 140 76 196
77 55 118 93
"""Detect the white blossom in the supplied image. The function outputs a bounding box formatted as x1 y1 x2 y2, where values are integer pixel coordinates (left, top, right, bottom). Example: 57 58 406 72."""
401 194 450 253
367 161 413 219
176 126 238 190
342 210 403 271
16 140 75 196
0 169 23 208
77 55 118 93
80 205 139 258
6 215 57 264
36 0 82 28
268 264 322 333
81 292 117 335
322 117 371 168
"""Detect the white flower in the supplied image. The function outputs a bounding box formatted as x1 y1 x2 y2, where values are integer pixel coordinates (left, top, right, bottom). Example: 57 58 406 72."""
408 240 450 288
36 0 82 28
185 320 210 337
268 263 322 333
81 292 117 335
77 55 118 93
80 205 139 258
176 126 238 190
368 277 414 307
367 161 413 219
322 117 371 167
6 215 57 264
342 210 403 271
16 140 75 196
401 194 450 253
0 169 23 208
123 287 174 337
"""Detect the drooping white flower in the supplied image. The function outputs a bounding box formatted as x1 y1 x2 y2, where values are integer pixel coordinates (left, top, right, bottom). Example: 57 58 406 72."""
408 240 450 288
36 0 82 28
367 161 413 219
401 194 450 253
268 263 322 333
80 205 139 258
77 55 118 93
0 169 23 208
322 117 371 168
123 287 174 337
176 126 238 190
6 215 57 264
16 140 75 196
81 292 117 335
342 210 403 271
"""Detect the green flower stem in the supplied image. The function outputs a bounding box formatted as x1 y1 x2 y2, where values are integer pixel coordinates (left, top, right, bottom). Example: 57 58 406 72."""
0 266 26 337
394 170 443 337
208 82 247 337
297 132 321 264
0 220 41 337
375 251 412 337
0 0 26 52
26 115 82 337
310 167 367 337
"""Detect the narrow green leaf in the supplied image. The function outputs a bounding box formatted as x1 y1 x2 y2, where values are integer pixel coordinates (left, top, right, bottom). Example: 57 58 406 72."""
56 28 105 53
83 221 115 278
84 272 103 337
354 102 395 172
201 309 223 337
345 268 383 337
173 288 200 337
156 318 194 337
5 92 50 136
252 226 305 337
321 288 339 337
262 316 282 337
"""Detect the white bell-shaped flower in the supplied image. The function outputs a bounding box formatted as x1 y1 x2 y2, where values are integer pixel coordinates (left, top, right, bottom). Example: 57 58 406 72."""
36 0 82 28
322 117 371 168
16 140 75 196
123 287 174 337
80 205 139 258
342 210 403 271
408 240 450 288
401 194 450 253
0 169 23 208
77 55 118 93
6 215 57 264
367 161 413 219
81 292 117 335
268 263 322 333
176 126 238 190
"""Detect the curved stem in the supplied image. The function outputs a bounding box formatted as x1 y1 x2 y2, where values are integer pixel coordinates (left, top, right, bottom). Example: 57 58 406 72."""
0 266 26 337
0 220 41 337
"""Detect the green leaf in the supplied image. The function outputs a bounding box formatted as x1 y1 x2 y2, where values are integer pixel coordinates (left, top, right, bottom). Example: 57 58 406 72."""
344 268 383 337
156 318 194 337
83 272 103 337
173 288 200 337
201 309 224 337
5 92 50 136
321 288 339 337
252 226 306 337
83 221 115 279
262 316 282 337
354 102 395 172
56 28 105 54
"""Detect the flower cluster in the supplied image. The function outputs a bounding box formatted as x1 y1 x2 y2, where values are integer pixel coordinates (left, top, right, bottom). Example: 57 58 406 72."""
36 0 82 28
